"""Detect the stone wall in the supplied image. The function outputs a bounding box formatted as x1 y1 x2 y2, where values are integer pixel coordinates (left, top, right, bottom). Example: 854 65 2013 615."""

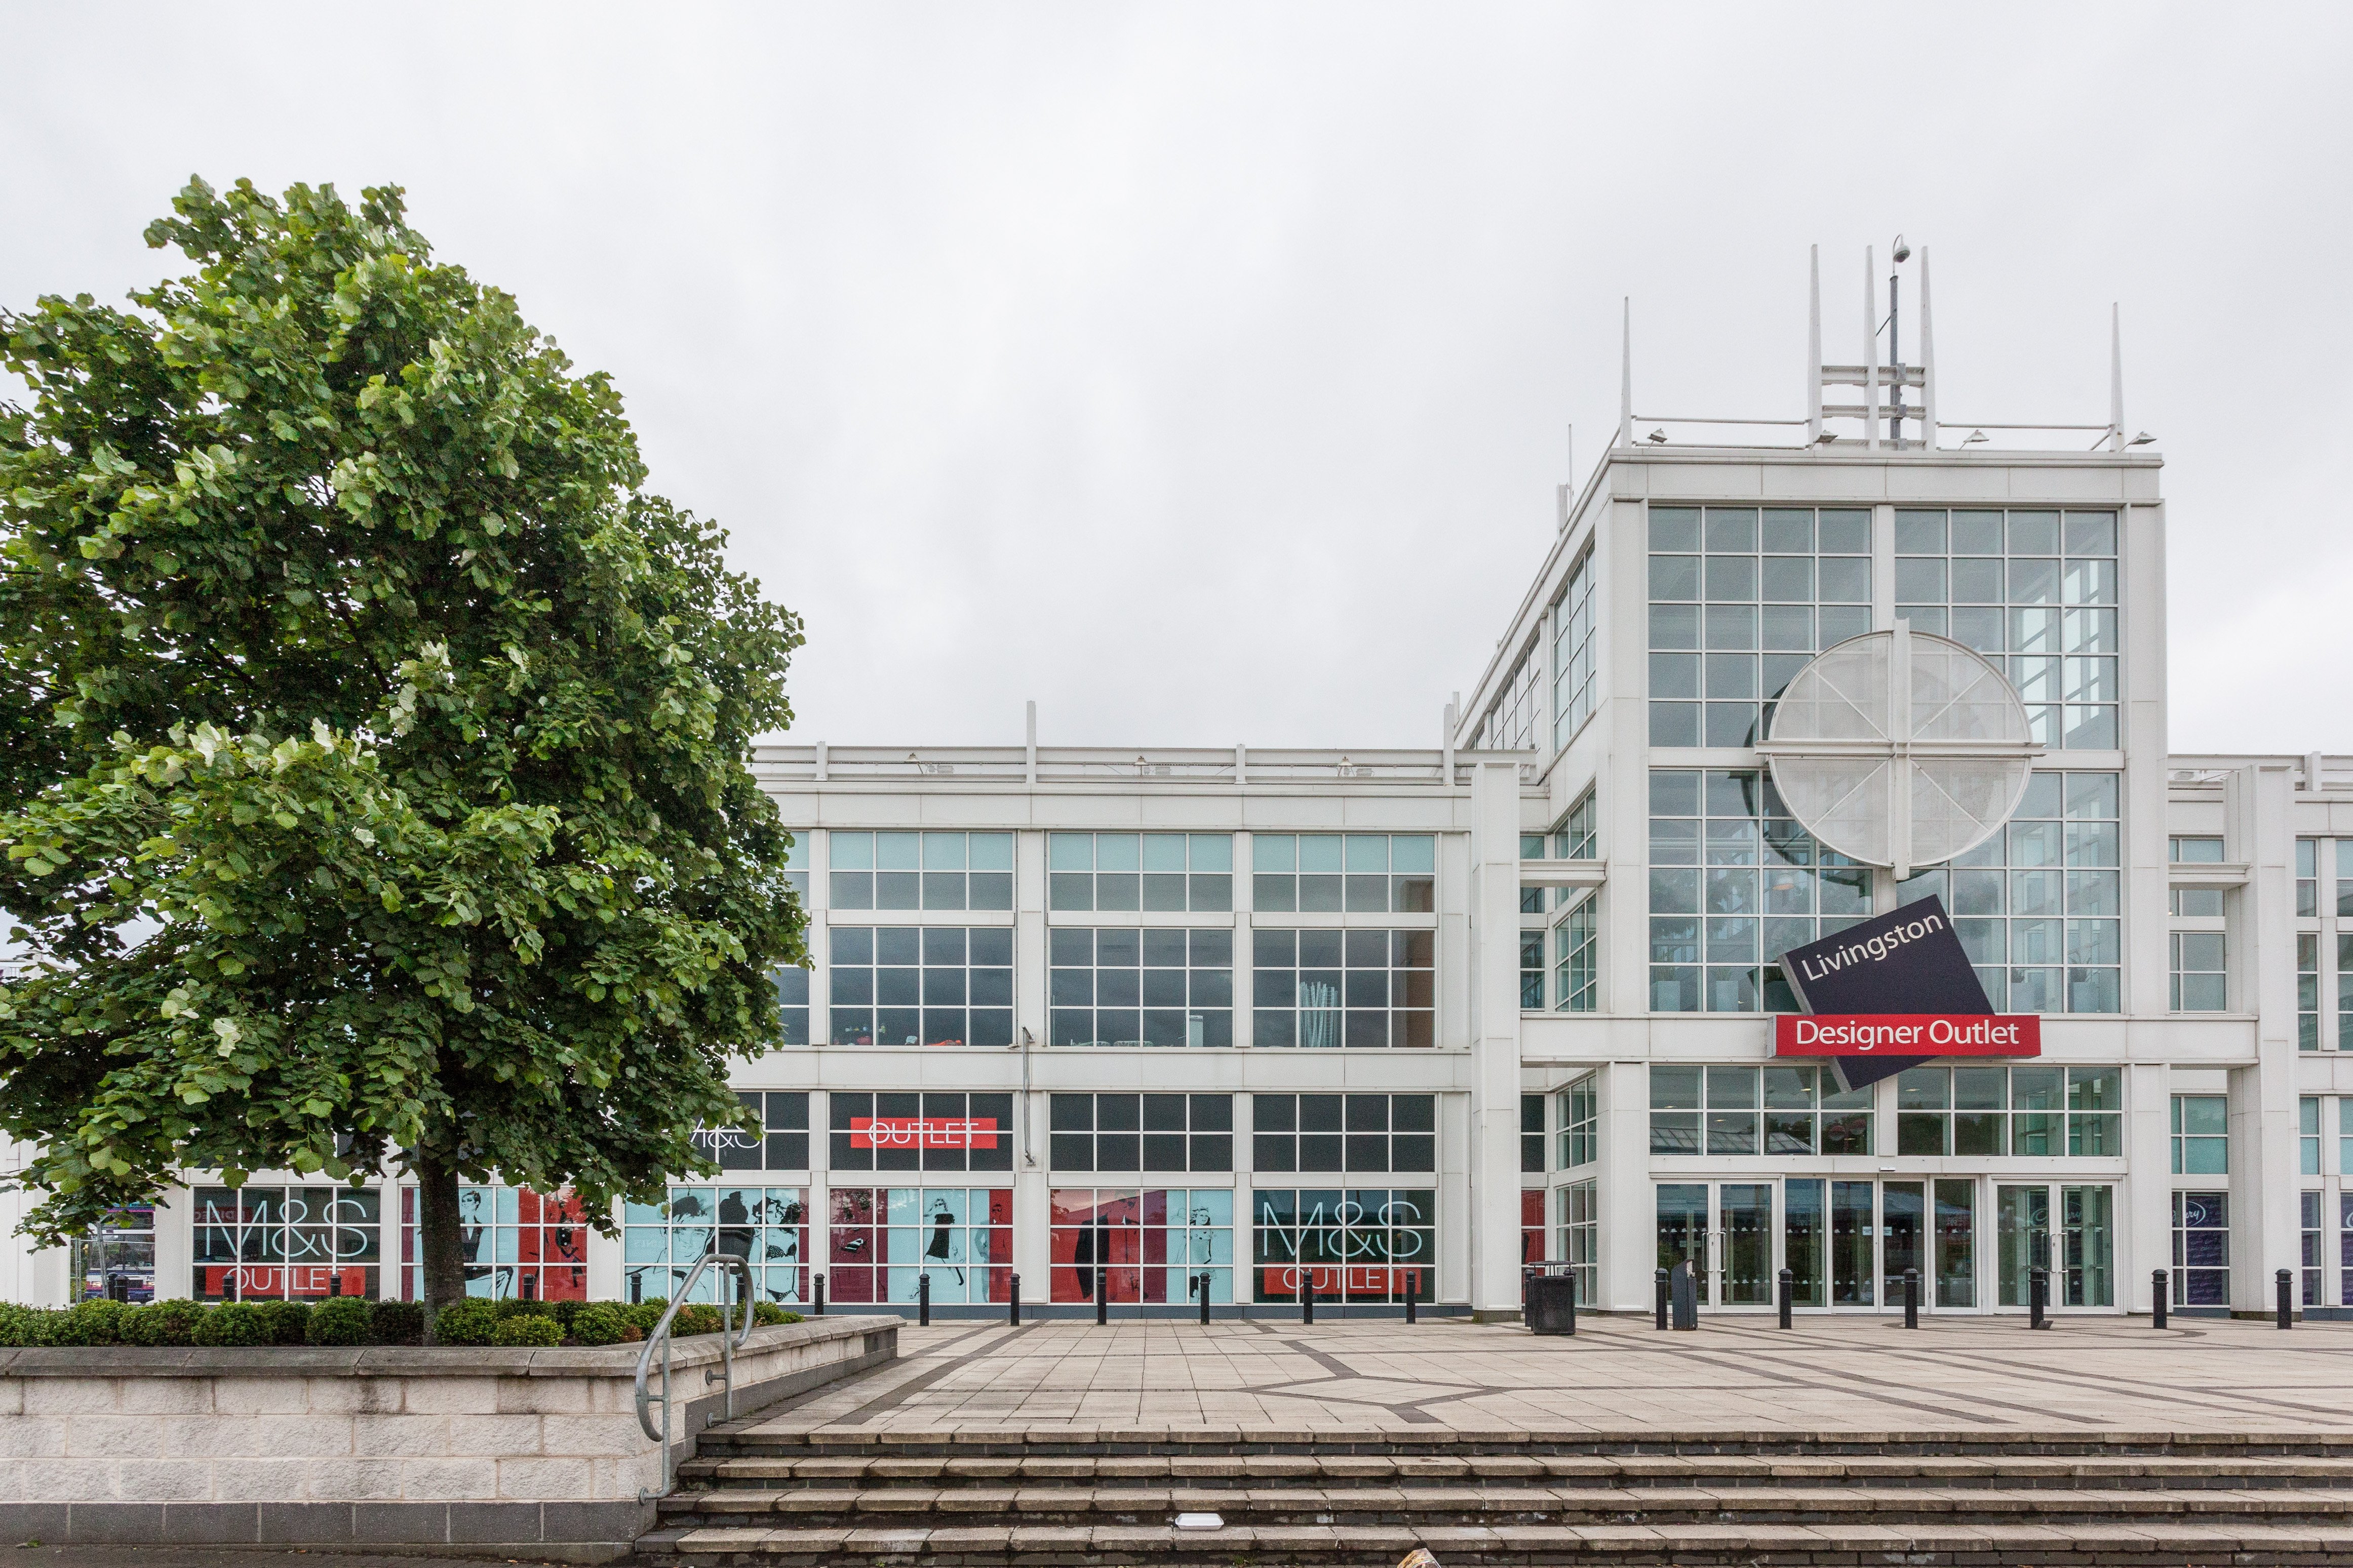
0 1314 898 1560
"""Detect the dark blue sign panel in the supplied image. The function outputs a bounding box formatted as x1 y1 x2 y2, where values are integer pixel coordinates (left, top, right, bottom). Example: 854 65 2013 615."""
1775 896 1994 1090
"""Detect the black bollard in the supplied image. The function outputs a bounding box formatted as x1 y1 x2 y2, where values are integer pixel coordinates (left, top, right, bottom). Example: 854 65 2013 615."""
1095 1264 1108 1326
2151 1269 2167 1330
1405 1270 1418 1325
1302 1276 1314 1325
2029 1267 2048 1330
2277 1268 2294 1329
1903 1267 1919 1329
814 1274 826 1317
1655 1267 1670 1330
1010 1273 1021 1325
1670 1260 1699 1330
918 1273 931 1327
1197 1273 1210 1325
1778 1267 1793 1329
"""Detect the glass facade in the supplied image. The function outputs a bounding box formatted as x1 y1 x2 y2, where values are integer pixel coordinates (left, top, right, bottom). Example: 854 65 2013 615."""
1049 927 1234 1047
194 1186 381 1301
1250 1093 1435 1174
1648 769 1871 1013
829 926 1014 1047
1251 1187 1436 1304
830 830 1013 911
2172 1095 2228 1174
70 1207 155 1303
1251 929 1434 1047
1650 1064 1872 1156
1478 636 1542 751
1047 1093 1234 1172
1897 771 2122 1014
1250 833 1434 913
827 1187 1010 1306
1049 833 1233 912
1648 504 1872 749
1890 509 2120 750
621 1185 805 1305
1552 546 1599 749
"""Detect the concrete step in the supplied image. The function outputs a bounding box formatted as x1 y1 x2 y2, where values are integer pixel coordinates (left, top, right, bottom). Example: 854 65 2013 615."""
676 1449 2353 1491
633 1518 2353 1567
653 1482 2353 1531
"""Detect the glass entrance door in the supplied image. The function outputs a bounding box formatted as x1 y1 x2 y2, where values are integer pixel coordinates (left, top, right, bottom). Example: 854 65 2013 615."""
1654 1182 1772 1308
1996 1183 2113 1308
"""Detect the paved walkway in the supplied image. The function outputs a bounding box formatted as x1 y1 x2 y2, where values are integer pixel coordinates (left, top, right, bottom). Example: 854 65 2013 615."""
747 1313 2353 1435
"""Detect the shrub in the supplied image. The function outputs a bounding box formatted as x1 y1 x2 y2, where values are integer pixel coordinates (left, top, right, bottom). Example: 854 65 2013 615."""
625 1298 669 1333
673 1303 723 1337
752 1302 802 1328
0 1304 33 1346
548 1298 587 1331
13 1307 70 1345
123 1298 208 1347
493 1296 558 1320
257 1299 312 1346
64 1299 131 1345
433 1298 501 1347
370 1299 425 1346
569 1303 630 1346
489 1314 563 1348
192 1302 270 1346
307 1296 374 1346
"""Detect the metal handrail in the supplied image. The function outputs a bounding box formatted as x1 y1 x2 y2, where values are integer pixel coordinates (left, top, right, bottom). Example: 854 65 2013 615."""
634 1250 757 1502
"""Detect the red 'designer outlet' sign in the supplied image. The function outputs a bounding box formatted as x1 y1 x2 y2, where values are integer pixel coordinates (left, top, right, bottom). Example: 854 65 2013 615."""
1774 1014 2042 1057
849 1117 1000 1150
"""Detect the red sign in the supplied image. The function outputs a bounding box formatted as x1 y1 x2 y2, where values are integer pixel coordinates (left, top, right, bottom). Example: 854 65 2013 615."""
1775 1014 2042 1056
200 1265 371 1298
849 1116 999 1150
1259 1265 1424 1295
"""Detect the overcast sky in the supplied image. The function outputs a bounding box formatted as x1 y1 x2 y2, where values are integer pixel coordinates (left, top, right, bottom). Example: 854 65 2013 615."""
6 4 2349 757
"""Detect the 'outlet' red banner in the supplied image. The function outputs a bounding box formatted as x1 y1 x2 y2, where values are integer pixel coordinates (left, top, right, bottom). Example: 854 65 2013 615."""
849 1117 999 1149
1775 1015 2042 1056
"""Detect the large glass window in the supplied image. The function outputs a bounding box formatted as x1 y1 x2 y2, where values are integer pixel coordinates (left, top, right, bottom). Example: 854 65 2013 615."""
1887 1065 2120 1156
1049 927 1233 1047
1648 1064 1871 1156
1251 833 1434 913
621 1186 805 1306
695 1090 811 1171
1558 1180 1598 1306
2341 840 2353 915
2168 835 2226 917
2173 1191 2227 1307
1552 548 1600 750
1251 929 1434 1047
1478 636 1542 752
829 926 1013 1047
1050 1188 1233 1306
194 1186 381 1301
2171 1094 2228 1174
772 964 810 1044
70 1207 155 1303
1251 1187 1436 1304
2298 838 2320 917
1049 833 1232 912
1648 504 1872 749
1520 1094 1546 1172
827 1091 1015 1174
1892 508 2119 749
1553 893 1598 1012
1519 931 1545 1008
780 833 810 901
1649 769 1870 1013
2301 1097 2322 1176
830 830 1013 912
827 1187 1010 1305
1898 770 2122 1014
2304 1191 2324 1306
2301 935 2322 1051
1251 1093 1435 1174
1555 789 1598 861
1558 1074 1598 1169
1048 1093 1233 1172
2170 933 2227 1012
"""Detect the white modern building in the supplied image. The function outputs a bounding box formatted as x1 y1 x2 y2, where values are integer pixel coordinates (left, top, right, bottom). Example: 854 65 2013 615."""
18 246 2353 1320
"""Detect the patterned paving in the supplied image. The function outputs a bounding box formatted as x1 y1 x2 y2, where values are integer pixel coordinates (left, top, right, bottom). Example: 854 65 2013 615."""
747 1313 2353 1435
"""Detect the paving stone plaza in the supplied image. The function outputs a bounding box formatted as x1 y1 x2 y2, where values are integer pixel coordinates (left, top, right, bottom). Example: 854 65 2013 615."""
755 1316 2353 1436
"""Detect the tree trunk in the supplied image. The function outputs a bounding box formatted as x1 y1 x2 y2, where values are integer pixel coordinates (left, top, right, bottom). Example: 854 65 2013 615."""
413 1150 467 1343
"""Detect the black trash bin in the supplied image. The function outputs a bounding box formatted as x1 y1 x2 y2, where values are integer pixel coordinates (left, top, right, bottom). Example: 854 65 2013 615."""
1526 1274 1578 1336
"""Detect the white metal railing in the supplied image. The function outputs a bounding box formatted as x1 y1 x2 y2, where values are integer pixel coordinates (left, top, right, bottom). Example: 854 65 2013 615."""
634 1251 756 1502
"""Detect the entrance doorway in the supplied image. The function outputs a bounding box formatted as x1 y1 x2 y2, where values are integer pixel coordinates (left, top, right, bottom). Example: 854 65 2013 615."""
1656 1178 2113 1312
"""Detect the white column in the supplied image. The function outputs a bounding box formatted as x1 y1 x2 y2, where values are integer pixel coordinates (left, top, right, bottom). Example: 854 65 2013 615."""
2233 762 2301 1313
1468 759 1525 1318
2124 1064 2169 1315
1598 1060 1653 1312
1013 830 1052 1302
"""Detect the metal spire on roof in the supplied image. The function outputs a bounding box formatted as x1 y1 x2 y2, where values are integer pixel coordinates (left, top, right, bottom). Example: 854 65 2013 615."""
1806 246 1823 444
2109 303 2125 453
1918 246 1937 451
1863 246 1880 452
1618 298 1633 448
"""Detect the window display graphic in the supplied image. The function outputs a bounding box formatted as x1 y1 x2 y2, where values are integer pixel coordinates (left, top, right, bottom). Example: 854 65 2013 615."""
1049 1188 1234 1305
1251 1188 1436 1303
827 1187 1011 1305
194 1186 381 1301
400 1185 589 1302
623 1186 807 1305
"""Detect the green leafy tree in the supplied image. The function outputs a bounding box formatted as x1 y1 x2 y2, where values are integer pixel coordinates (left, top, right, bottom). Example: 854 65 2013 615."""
0 178 806 1334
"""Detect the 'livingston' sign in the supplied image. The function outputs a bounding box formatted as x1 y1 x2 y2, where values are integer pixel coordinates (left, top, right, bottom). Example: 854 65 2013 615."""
1775 896 2037 1089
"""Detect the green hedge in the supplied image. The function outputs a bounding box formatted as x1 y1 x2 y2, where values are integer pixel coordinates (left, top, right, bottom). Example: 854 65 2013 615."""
0 1295 800 1347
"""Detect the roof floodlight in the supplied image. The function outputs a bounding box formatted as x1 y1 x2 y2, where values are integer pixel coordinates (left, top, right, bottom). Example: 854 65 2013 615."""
1963 429 1989 445
1891 235 1910 263
1646 428 1668 444
1814 430 1837 445
2129 431 2156 446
